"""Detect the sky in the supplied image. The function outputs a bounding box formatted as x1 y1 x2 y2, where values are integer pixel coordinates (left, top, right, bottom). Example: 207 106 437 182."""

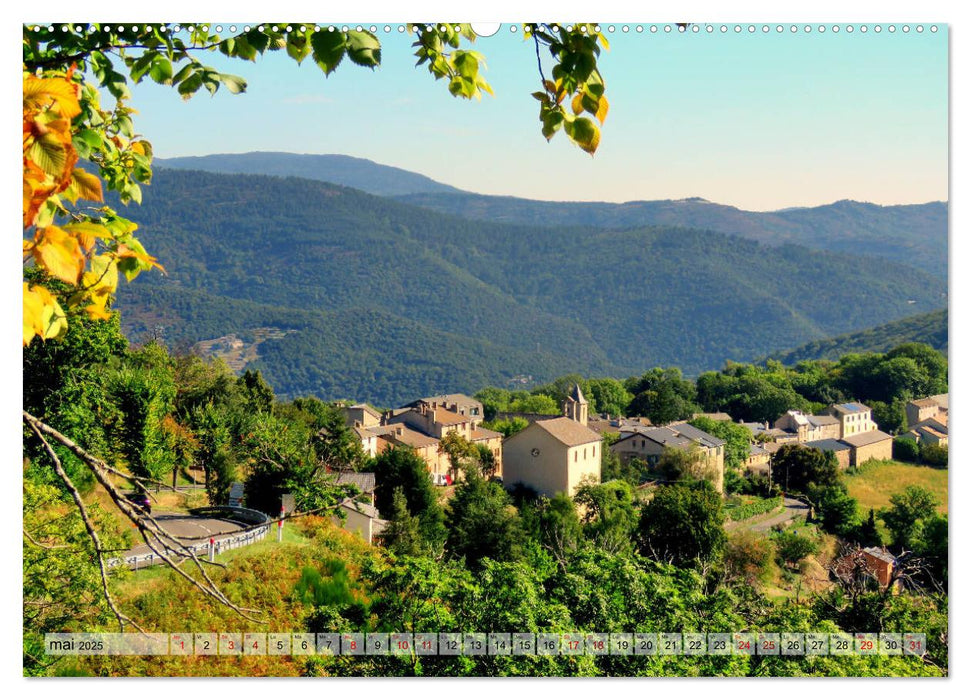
115 21 949 211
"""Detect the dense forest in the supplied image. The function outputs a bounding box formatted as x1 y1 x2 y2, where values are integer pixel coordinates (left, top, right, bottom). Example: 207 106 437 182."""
765 310 948 365
111 168 946 405
398 193 947 279
155 152 948 279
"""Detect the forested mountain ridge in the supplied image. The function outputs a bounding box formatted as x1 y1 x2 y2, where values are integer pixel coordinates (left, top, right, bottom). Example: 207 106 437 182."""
113 168 946 405
154 152 947 278
398 192 948 279
156 152 461 197
764 309 948 365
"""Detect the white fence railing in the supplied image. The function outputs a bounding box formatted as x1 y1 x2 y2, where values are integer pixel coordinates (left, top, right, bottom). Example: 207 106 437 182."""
107 508 271 570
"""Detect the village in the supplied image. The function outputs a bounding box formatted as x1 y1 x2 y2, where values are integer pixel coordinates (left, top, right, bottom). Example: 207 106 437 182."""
329 383 949 587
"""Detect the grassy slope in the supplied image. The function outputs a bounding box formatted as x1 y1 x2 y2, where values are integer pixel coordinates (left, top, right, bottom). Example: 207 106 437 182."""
845 460 948 515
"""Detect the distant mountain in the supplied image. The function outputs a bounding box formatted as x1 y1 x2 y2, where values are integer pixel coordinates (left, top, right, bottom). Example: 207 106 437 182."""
397 193 948 279
155 152 462 197
113 168 946 405
764 309 948 365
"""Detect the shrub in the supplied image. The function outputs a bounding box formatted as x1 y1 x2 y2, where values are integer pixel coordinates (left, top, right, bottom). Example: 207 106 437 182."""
920 443 948 468
774 530 818 568
892 436 920 463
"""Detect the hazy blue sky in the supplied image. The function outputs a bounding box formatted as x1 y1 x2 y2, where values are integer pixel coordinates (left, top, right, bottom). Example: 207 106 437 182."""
121 23 947 210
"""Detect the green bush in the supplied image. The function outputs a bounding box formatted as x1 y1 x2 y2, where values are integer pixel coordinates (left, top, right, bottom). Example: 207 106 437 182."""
920 442 948 468
893 436 920 462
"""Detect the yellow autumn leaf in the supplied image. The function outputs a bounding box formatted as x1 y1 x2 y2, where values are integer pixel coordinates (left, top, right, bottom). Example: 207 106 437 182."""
32 226 86 284
23 75 82 120
23 283 67 345
62 168 104 204
571 93 584 115
63 221 112 252
83 254 119 294
596 94 609 124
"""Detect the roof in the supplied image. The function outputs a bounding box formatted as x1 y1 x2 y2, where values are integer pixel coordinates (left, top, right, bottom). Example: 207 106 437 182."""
529 417 602 447
748 444 768 456
333 471 376 493
806 438 851 453
909 397 940 409
371 424 439 449
782 410 810 426
427 407 468 426
347 403 382 418
863 547 896 565
407 393 482 409
617 427 694 450
929 393 949 409
693 412 733 422
471 427 502 441
915 415 948 431
339 498 384 521
807 415 840 427
840 430 893 448
830 402 871 415
668 422 726 448
917 425 947 440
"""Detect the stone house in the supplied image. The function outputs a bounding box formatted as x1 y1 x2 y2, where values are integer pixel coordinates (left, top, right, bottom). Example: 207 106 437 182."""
611 421 726 494
840 430 893 466
824 402 876 439
503 416 602 497
905 394 948 428
331 498 387 545
906 415 948 447
341 403 382 429
745 443 771 475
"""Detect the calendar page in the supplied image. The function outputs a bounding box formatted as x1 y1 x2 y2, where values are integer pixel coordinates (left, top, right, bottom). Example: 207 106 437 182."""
21 10 949 681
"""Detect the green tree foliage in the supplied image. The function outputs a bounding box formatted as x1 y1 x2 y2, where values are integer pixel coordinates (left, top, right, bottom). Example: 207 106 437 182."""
534 493 583 565
105 353 176 482
285 396 369 473
237 368 274 413
869 398 908 434
587 377 633 417
811 482 861 538
723 530 775 586
688 416 752 471
893 436 920 463
696 363 811 424
773 531 818 569
626 367 699 424
770 443 839 495
23 479 130 676
446 467 523 568
23 272 128 491
881 486 940 552
919 443 948 467
637 481 726 568
915 515 948 590
655 445 717 487
481 416 529 438
373 446 446 550
380 488 424 558
573 479 639 555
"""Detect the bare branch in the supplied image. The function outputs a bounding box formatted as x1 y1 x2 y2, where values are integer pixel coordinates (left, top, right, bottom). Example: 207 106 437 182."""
25 418 144 634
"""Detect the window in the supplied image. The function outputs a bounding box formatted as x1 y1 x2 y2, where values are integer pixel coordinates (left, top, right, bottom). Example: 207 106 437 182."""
593 445 597 458
574 451 577 462
584 448 587 459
